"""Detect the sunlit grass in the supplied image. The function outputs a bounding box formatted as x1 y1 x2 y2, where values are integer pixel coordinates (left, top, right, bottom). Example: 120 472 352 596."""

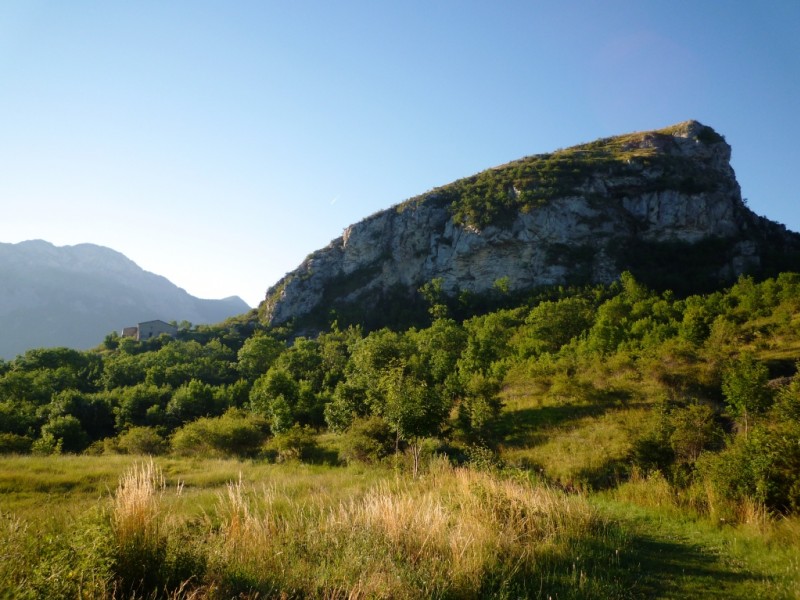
0 455 626 598
1 453 799 598
208 457 606 598
499 366 650 490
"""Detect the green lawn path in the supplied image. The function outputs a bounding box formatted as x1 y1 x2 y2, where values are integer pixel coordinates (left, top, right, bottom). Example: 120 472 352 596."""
593 498 798 599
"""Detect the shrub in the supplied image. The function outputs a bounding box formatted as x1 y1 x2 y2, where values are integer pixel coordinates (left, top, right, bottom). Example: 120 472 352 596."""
339 416 394 464
699 423 800 516
39 415 89 454
264 424 319 462
668 401 722 464
0 433 32 454
117 426 168 455
171 409 268 458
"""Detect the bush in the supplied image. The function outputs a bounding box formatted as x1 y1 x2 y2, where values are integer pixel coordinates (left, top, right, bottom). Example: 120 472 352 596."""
668 402 722 464
117 426 168 455
0 432 32 454
699 423 800 516
339 416 394 464
264 424 319 462
39 415 89 454
171 410 268 458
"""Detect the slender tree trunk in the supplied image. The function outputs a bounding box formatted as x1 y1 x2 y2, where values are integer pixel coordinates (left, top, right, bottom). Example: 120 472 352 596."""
411 440 421 478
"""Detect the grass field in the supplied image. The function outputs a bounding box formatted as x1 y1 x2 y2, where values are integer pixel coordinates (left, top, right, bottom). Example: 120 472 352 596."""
2 356 799 598
0 455 624 598
1 449 799 598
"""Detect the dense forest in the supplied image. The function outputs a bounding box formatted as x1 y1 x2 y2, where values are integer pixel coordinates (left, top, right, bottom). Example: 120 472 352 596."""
2 271 799 517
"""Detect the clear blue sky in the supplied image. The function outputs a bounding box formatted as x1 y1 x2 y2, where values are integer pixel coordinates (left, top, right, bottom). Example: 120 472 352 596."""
1 1 798 307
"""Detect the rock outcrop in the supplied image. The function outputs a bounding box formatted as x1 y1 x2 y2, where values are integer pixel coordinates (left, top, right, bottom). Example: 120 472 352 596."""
261 121 800 331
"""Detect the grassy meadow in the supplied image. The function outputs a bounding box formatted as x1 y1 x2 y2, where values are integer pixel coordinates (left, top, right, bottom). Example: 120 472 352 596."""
1 455 621 599
2 395 799 599
3 273 800 597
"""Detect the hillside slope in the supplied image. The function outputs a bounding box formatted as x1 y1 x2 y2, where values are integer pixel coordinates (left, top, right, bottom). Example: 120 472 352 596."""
0 240 249 359
261 120 800 332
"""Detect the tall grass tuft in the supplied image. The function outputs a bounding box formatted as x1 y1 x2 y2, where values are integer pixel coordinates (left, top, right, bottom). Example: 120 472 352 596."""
111 458 167 596
210 462 602 598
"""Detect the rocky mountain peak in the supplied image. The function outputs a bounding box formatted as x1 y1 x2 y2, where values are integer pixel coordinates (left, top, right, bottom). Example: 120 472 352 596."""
260 121 800 334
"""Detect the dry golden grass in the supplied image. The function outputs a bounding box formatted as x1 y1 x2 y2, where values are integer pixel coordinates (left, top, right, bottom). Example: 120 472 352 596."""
111 459 170 596
210 459 597 598
2 455 797 598
112 458 165 534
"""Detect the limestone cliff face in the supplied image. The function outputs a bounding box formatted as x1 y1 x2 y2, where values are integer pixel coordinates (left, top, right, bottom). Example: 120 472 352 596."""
261 121 800 330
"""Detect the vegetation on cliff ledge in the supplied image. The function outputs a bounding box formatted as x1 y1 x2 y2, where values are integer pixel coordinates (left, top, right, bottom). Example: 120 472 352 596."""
405 121 730 230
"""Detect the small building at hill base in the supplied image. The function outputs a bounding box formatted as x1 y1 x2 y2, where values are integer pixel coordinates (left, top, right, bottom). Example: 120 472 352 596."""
121 320 178 341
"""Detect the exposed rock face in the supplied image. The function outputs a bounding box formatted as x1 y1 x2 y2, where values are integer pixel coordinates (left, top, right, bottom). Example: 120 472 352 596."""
261 121 800 331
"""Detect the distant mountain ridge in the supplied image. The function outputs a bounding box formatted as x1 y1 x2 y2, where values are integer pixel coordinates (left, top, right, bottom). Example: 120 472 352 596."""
0 240 250 359
261 120 800 333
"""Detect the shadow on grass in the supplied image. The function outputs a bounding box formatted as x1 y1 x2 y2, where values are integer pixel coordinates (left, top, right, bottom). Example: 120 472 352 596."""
499 404 608 448
618 532 760 599
528 522 766 599
574 457 631 492
587 500 778 599
498 393 642 449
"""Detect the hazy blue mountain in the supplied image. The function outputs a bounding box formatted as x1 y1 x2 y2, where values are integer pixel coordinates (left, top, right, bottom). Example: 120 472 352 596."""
0 240 250 359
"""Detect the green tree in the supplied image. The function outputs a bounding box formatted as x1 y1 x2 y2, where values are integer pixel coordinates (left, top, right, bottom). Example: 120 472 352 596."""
456 372 504 443
381 365 449 477
166 379 221 426
316 324 357 392
113 384 171 431
521 297 594 355
722 353 772 437
236 332 285 379
324 381 369 432
585 295 630 355
346 328 415 412
249 367 300 431
668 401 721 464
274 337 324 391
102 352 150 389
43 389 115 442
0 399 39 436
412 318 467 386
419 278 449 319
